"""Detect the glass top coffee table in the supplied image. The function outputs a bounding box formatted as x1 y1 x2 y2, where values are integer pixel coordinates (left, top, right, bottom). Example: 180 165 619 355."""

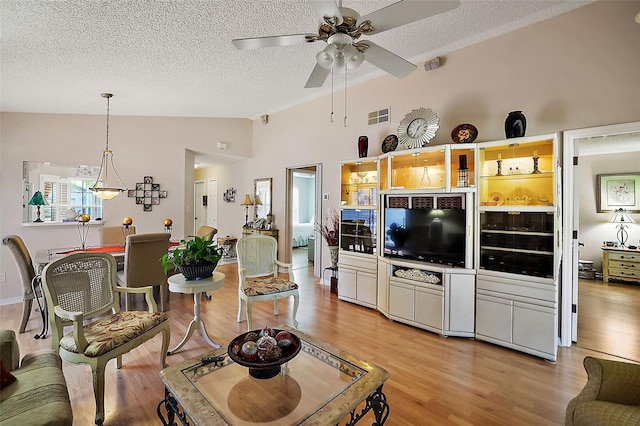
158 326 389 425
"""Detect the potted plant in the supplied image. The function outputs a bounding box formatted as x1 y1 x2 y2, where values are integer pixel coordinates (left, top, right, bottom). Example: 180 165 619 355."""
161 236 223 280
315 206 340 268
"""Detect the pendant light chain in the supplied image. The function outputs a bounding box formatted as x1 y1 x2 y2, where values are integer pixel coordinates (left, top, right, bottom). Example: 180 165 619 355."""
104 94 110 150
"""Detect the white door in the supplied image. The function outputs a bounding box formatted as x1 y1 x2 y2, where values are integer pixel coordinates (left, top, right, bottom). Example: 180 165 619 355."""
194 180 206 231
207 178 218 229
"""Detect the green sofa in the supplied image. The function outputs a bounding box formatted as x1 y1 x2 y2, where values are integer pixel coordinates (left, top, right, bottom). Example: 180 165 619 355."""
0 330 73 425
566 356 640 425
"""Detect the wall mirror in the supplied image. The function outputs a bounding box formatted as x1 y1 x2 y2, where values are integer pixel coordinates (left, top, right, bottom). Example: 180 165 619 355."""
22 161 103 223
254 177 272 220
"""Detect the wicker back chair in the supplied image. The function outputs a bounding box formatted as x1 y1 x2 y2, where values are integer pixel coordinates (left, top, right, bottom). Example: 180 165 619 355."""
236 234 299 331
41 252 170 425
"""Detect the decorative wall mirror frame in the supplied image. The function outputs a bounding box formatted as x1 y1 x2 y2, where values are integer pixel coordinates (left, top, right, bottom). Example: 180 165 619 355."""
254 177 272 220
22 161 103 223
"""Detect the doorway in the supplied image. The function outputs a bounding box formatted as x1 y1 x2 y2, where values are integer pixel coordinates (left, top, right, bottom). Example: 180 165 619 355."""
561 121 640 361
285 164 322 277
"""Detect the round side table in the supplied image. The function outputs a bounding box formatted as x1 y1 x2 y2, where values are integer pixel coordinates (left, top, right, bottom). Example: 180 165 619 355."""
167 271 225 355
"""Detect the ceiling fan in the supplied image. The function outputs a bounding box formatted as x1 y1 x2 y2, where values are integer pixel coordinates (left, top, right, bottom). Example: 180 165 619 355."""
232 0 460 88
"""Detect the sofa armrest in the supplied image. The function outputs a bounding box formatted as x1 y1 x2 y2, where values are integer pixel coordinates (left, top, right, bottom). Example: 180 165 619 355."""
566 356 640 425
0 330 19 371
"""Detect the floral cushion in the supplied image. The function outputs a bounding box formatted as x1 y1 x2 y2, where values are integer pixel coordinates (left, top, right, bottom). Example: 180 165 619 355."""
243 277 298 296
59 311 168 357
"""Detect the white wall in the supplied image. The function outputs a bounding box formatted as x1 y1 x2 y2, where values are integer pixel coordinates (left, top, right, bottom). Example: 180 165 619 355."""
2 1 639 303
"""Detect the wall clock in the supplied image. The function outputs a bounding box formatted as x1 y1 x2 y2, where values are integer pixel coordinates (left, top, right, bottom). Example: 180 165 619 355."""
397 107 440 149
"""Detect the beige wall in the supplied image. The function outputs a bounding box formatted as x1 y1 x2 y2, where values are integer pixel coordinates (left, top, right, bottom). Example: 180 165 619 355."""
1 1 639 303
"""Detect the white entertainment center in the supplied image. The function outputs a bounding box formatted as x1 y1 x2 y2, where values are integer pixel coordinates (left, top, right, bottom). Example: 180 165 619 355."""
337 134 561 361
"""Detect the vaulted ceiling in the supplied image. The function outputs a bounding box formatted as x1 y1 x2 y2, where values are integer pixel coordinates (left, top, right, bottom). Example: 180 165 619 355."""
1 1 591 119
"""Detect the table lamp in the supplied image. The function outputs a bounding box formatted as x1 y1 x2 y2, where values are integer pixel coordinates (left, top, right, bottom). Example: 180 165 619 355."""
609 208 634 247
241 194 253 226
253 194 263 220
28 191 46 223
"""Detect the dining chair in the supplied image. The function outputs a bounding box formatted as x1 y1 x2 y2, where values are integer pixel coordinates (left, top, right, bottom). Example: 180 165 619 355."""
100 225 136 246
41 252 170 425
2 235 44 335
189 225 217 241
116 233 171 311
236 234 299 331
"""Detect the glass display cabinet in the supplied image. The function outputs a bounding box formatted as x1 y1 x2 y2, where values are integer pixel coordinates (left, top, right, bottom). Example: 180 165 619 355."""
340 158 378 207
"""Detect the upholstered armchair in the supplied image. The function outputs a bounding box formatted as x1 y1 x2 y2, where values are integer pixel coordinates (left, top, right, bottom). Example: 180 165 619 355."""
2 235 42 334
566 356 640 425
41 252 170 425
191 225 218 241
236 234 299 331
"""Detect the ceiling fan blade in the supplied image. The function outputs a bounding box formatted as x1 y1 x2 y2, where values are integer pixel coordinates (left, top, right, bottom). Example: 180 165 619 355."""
232 33 317 50
358 0 460 35
308 0 343 25
305 63 331 88
362 41 416 79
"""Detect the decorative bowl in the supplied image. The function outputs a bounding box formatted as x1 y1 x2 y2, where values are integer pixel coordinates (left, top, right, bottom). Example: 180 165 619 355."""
228 329 301 379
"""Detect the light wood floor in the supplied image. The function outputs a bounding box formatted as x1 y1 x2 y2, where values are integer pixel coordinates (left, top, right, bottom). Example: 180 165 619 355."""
577 278 640 362
1 264 635 425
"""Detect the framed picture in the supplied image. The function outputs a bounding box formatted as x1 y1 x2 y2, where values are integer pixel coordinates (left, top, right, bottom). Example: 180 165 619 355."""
597 173 640 213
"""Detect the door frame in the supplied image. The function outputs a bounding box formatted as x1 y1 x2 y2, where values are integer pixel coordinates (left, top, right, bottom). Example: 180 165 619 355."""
561 121 640 347
285 164 322 277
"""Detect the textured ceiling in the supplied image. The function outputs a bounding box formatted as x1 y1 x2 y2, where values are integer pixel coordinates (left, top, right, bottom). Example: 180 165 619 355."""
1 1 591 120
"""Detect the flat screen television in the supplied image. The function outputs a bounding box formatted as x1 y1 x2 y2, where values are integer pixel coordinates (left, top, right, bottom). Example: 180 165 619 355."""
383 207 466 266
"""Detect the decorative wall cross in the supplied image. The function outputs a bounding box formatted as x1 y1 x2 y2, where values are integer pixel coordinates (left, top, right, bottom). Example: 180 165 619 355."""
128 176 167 212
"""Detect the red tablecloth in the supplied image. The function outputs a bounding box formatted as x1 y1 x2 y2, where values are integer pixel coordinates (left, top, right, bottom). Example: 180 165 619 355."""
59 241 179 255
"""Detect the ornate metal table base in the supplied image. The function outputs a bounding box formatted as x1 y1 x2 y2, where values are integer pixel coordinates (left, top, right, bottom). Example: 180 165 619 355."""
158 386 389 426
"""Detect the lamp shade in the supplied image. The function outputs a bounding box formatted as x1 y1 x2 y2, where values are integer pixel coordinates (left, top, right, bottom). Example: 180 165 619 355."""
609 208 635 224
254 194 263 206
241 194 253 206
28 191 46 206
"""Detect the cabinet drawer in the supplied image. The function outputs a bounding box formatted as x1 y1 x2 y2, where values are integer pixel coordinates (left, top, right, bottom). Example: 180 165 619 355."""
609 260 640 270
609 251 640 262
338 255 377 272
608 268 640 280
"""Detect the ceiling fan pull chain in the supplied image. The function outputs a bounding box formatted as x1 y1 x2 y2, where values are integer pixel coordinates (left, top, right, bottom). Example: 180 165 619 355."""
330 69 334 123
343 66 348 127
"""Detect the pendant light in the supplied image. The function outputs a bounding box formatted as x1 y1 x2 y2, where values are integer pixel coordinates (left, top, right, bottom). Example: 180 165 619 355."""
90 93 127 200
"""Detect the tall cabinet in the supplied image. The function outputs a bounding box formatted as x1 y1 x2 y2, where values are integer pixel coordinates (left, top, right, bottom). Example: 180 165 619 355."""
474 134 561 361
338 158 379 309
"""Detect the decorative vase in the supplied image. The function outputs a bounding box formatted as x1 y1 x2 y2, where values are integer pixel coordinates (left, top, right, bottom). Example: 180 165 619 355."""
358 136 368 158
505 111 526 139
328 245 339 269
179 262 218 280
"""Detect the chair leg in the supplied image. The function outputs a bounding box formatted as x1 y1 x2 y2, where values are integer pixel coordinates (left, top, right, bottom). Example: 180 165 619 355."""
160 325 170 367
246 300 254 331
237 298 244 323
273 299 279 316
292 294 299 328
19 299 33 333
92 361 107 425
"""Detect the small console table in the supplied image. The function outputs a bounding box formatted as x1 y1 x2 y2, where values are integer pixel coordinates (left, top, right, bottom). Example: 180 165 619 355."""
601 247 640 284
241 226 278 243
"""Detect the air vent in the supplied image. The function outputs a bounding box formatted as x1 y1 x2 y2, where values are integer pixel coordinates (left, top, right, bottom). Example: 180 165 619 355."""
368 108 390 125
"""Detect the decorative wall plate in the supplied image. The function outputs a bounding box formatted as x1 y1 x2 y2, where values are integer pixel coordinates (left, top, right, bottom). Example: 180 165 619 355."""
451 123 478 143
381 134 398 153
397 107 439 149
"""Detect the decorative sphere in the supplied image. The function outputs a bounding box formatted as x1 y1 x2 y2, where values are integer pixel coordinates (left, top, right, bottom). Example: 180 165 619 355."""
122 217 133 226
78 214 90 222
164 218 173 226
